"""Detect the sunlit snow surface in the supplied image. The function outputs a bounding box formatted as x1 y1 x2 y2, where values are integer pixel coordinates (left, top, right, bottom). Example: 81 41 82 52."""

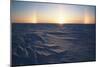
12 23 96 66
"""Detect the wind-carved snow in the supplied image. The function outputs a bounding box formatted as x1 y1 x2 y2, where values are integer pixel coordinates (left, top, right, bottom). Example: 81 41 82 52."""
13 30 76 58
12 24 96 65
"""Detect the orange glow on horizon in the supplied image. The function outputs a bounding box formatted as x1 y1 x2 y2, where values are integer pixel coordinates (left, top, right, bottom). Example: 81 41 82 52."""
13 6 95 24
84 9 95 24
12 2 95 24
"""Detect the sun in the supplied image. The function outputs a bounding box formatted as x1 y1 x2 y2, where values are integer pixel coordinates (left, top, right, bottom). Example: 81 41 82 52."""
57 16 66 24
59 22 64 24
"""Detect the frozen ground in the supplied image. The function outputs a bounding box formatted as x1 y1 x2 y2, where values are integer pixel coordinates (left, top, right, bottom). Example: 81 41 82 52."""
12 23 96 66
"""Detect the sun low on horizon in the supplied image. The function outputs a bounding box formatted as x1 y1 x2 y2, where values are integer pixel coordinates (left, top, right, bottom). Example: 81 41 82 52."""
11 1 96 24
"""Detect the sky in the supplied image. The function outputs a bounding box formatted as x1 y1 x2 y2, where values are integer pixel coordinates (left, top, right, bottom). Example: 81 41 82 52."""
11 1 96 24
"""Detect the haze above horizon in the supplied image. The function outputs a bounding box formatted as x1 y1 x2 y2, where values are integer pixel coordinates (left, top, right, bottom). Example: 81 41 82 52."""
11 1 96 24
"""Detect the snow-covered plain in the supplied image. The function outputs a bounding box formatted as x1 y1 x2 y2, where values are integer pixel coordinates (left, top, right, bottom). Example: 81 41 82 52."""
12 23 96 66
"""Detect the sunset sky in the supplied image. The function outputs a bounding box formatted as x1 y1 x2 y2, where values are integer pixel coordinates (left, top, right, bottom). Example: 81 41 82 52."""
11 1 96 24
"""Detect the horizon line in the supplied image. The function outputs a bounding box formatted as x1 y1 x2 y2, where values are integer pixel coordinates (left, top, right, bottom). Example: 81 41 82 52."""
11 22 96 25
